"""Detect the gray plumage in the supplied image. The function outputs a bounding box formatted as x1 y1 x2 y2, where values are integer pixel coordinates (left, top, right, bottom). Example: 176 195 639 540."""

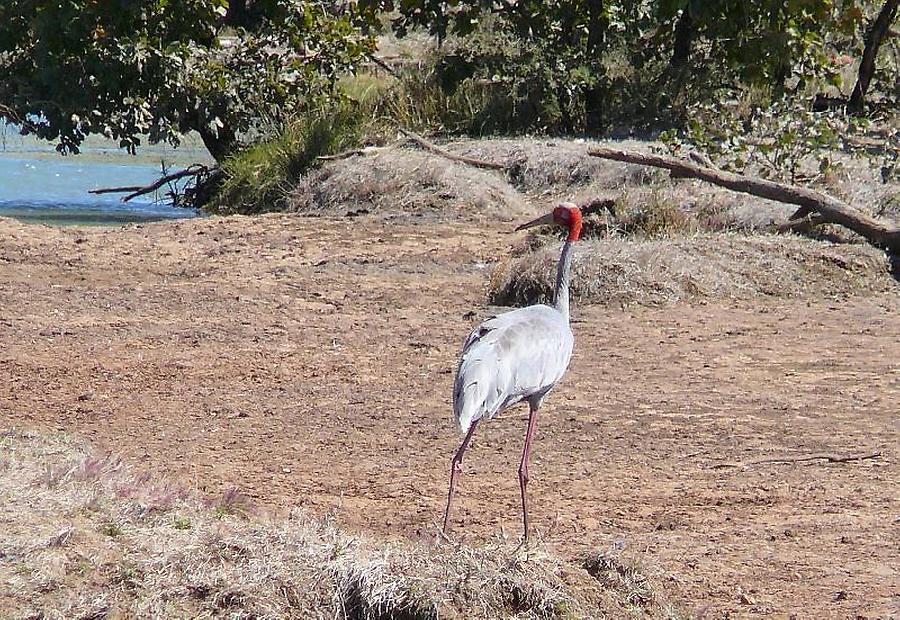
453 303 573 434
452 237 577 435
442 203 582 541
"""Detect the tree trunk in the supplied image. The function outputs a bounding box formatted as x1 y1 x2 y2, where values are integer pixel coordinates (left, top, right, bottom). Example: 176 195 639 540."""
587 146 900 253
198 124 237 163
766 1 792 94
584 0 608 132
849 0 899 114
670 6 694 68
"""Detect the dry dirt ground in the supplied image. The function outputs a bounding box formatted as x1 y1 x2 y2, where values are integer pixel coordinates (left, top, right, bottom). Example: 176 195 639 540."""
1 213 898 618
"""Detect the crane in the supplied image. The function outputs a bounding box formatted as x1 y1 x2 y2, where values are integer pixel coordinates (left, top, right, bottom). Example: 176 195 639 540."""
443 202 582 542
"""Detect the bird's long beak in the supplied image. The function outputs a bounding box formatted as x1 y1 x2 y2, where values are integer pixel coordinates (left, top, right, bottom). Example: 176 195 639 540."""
515 212 555 232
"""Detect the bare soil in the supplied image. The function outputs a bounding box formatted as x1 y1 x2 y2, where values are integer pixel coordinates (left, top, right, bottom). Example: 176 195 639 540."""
1 213 898 618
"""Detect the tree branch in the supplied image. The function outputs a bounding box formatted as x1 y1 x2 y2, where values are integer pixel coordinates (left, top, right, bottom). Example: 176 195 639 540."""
89 165 209 202
399 128 508 171
316 145 390 161
367 54 401 79
777 212 827 234
587 147 900 253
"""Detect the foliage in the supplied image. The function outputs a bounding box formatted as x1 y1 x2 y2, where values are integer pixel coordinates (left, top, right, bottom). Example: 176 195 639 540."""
0 0 378 161
208 102 369 215
368 38 549 135
207 54 539 215
660 96 899 185
372 2 616 133
427 15 601 134
369 1 896 135
209 56 507 215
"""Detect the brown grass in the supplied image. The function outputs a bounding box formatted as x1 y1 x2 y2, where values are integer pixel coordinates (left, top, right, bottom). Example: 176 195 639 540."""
490 233 897 308
285 137 808 228
0 429 683 619
287 148 530 223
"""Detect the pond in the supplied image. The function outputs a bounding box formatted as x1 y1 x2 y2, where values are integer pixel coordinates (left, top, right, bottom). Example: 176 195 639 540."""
0 126 210 226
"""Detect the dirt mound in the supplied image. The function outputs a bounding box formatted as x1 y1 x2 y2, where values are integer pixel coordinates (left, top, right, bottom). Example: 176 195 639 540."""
490 234 897 308
287 137 808 229
446 138 647 194
287 148 531 222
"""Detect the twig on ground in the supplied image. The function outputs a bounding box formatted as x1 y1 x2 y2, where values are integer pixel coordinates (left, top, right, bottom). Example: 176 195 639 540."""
777 212 828 233
687 150 717 169
708 451 882 469
316 146 390 161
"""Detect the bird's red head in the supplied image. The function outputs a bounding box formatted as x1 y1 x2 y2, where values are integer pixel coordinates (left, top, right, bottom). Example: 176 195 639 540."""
515 202 583 241
553 203 583 242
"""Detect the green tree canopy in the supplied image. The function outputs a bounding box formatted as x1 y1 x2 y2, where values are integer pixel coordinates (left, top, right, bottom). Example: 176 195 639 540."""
374 0 875 133
0 0 377 161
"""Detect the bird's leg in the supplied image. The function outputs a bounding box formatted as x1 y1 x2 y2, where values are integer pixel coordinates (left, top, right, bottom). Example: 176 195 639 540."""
442 419 480 536
518 402 539 543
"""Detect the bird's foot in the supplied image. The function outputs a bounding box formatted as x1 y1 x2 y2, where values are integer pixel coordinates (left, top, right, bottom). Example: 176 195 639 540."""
514 536 531 554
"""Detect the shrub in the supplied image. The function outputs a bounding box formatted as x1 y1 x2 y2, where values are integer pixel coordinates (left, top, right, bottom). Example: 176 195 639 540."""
207 103 370 215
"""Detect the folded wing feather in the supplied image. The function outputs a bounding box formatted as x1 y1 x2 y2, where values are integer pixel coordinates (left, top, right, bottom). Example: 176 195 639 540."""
453 304 574 434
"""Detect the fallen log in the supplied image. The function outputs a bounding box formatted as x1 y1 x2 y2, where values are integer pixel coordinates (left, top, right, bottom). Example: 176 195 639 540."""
587 147 900 253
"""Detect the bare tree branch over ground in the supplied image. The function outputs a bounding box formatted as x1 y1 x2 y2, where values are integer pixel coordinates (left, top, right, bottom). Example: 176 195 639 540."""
588 147 900 254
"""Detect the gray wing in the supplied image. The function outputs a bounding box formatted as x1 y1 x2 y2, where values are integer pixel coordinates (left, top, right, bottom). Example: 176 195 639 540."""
452 304 574 434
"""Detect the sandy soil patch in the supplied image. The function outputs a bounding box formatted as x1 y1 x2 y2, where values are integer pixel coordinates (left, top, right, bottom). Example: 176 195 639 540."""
1 213 897 617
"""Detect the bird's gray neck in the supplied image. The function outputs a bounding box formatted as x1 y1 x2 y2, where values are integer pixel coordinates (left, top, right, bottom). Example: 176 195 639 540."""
554 240 575 321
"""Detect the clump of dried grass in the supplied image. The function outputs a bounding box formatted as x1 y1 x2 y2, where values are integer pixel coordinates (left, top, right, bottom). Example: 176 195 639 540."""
490 234 896 308
0 429 680 619
446 138 653 195
287 148 530 223
583 552 662 613
582 187 786 239
284 136 895 244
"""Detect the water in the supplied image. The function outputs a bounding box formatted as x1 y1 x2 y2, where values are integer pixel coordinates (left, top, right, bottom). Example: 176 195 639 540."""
0 125 210 226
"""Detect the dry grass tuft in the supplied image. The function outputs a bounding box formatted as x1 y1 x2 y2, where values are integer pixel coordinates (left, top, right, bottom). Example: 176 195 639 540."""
285 136 898 245
0 429 681 619
287 148 530 223
490 234 897 308
583 552 660 613
579 187 777 239
446 138 652 195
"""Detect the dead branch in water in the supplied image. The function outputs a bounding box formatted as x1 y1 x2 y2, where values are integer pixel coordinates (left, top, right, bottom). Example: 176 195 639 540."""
709 451 882 469
90 164 209 202
399 128 508 171
587 147 900 253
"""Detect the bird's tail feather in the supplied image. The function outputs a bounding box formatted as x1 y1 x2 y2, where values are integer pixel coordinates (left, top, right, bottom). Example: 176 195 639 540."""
454 380 486 436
